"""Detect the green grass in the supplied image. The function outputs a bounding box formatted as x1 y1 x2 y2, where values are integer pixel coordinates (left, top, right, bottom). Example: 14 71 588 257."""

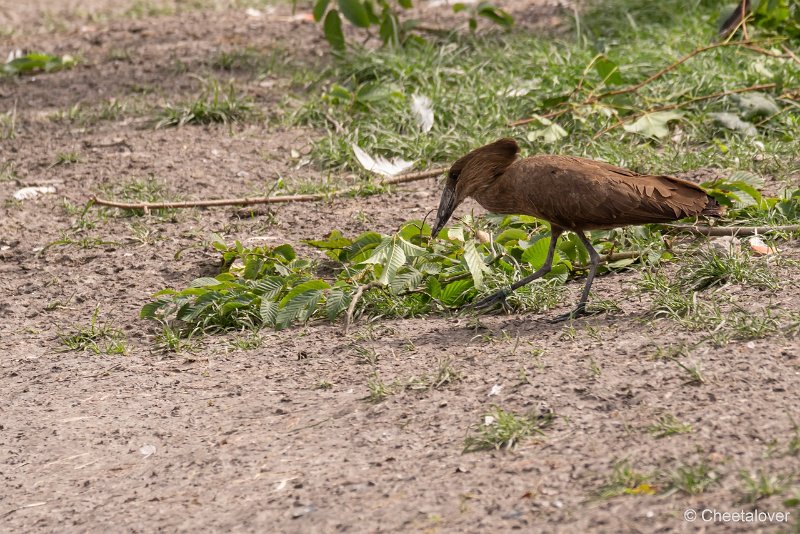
463 406 554 452
669 462 719 495
155 78 257 128
638 268 783 344
597 461 657 498
740 469 788 504
0 161 17 182
59 309 127 355
0 106 16 139
677 247 779 291
406 357 463 390
289 0 800 180
97 176 181 218
647 414 693 438
51 152 80 167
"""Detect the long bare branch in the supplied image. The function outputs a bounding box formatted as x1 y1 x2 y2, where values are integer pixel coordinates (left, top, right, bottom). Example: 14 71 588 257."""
662 224 800 236
510 39 782 128
90 167 447 211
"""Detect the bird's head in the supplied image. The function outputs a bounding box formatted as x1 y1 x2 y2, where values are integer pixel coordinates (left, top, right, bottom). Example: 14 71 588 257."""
431 138 519 237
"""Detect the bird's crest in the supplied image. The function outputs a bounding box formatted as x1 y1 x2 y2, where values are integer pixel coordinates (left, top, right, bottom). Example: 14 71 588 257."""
448 138 519 182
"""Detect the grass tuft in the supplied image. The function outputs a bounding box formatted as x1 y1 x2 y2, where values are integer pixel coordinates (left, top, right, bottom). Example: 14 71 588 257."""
155 79 257 128
647 414 693 438
677 247 779 291
59 309 127 355
463 406 554 452
669 462 718 495
597 461 656 498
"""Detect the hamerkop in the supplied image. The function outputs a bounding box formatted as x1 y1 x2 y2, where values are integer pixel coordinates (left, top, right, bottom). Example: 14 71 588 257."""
431 138 722 320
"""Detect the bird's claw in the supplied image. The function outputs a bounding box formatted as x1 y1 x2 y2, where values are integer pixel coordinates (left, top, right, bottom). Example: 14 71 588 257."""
549 304 601 323
473 289 511 312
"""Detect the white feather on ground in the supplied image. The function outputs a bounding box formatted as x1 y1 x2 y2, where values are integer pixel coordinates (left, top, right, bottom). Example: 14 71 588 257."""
351 144 414 177
411 94 434 132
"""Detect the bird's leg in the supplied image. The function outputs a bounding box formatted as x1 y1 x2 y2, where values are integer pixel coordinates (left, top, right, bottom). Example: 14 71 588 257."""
474 228 563 310
550 231 602 322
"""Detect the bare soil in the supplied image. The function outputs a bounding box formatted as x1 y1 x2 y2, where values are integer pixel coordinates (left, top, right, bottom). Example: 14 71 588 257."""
1 2 799 533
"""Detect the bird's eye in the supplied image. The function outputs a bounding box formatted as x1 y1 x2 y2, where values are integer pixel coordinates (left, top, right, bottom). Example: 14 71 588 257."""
448 170 460 182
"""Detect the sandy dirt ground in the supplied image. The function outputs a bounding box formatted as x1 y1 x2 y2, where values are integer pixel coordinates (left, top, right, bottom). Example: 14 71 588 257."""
1 1 799 532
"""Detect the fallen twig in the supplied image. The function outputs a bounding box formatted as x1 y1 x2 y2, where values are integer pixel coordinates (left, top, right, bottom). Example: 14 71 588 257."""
662 224 800 236
343 281 383 335
591 83 777 139
510 39 780 128
90 167 447 211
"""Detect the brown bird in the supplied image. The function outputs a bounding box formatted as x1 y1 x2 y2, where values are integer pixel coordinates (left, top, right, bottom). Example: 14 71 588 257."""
431 138 723 320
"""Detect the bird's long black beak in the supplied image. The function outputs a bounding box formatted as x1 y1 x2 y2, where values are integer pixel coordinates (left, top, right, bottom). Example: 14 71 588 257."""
431 184 456 238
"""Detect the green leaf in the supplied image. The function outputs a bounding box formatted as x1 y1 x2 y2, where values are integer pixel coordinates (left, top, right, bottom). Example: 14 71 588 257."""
323 10 346 50
419 261 442 275
594 55 623 85
710 112 757 136
326 288 350 320
527 122 568 144
377 244 406 285
273 244 297 262
463 239 489 289
521 238 560 270
140 300 168 319
397 0 413 8
733 92 780 118
476 2 514 27
607 257 636 269
623 111 682 139
452 3 467 13
496 228 528 244
729 170 765 189
306 230 352 250
396 237 427 257
253 277 284 299
427 277 442 298
440 279 475 306
398 220 430 240
342 231 382 262
379 12 400 46
280 280 331 307
337 0 370 27
390 269 422 294
259 299 278 326
275 290 324 329
190 277 223 288
541 93 571 109
313 0 330 21
447 227 465 242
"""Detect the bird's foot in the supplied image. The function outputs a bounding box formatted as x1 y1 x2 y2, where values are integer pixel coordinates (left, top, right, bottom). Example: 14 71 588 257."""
549 304 601 323
473 289 512 312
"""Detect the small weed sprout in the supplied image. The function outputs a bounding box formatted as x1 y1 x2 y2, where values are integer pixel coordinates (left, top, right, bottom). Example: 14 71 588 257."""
59 309 127 355
739 470 787 504
155 79 256 128
463 406 554 452
52 152 80 167
647 414 693 438
669 463 718 495
597 461 656 498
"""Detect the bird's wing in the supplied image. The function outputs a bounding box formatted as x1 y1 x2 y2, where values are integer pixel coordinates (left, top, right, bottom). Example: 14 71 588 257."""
516 156 711 229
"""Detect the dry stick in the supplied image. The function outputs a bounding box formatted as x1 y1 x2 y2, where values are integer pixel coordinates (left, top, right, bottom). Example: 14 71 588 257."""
90 167 447 211
343 281 383 336
662 224 800 237
510 39 774 127
781 44 800 66
591 82 778 139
